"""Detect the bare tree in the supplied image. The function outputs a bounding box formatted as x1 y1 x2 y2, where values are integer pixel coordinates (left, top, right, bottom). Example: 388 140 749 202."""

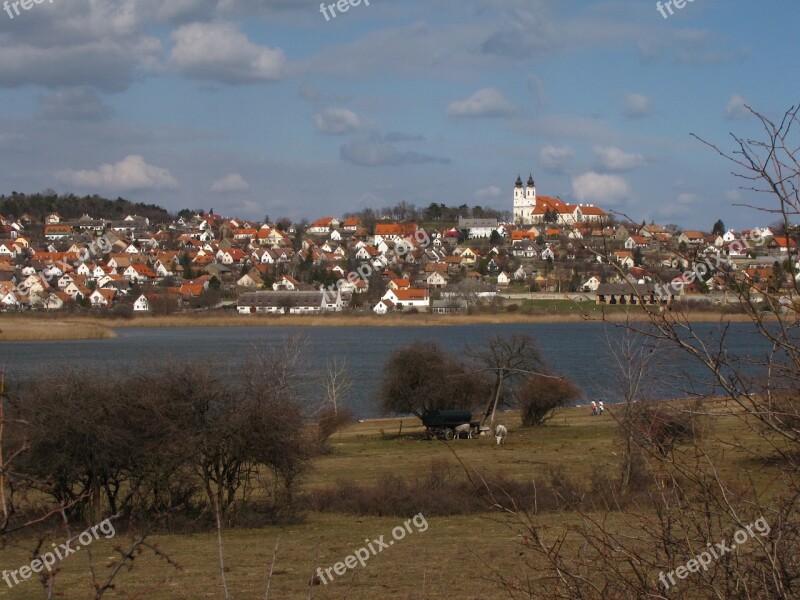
483 104 800 599
468 334 547 428
318 357 352 416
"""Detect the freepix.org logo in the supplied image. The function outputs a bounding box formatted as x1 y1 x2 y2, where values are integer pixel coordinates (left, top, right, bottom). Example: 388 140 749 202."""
319 0 370 22
3 518 116 589
4 0 54 20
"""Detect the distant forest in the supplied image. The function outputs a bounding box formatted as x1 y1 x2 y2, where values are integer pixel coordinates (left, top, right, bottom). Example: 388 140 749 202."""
0 191 172 223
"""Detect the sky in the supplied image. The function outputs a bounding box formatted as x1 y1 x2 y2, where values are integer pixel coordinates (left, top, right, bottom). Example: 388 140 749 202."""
0 0 798 229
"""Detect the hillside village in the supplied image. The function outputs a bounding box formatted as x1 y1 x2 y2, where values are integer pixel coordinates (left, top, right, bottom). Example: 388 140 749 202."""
0 176 798 317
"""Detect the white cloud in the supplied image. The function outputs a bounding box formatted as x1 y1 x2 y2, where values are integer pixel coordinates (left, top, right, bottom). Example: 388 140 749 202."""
340 136 450 167
527 74 547 108
593 146 645 171
677 192 700 205
724 189 742 201
39 87 112 121
169 22 284 84
571 172 630 204
725 94 749 120
211 173 249 193
539 145 574 174
446 88 518 118
622 93 653 119
57 155 178 192
314 108 361 135
475 186 502 200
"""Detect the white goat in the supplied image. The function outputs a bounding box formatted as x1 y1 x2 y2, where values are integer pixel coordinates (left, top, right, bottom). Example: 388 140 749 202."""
495 424 508 445
454 423 472 439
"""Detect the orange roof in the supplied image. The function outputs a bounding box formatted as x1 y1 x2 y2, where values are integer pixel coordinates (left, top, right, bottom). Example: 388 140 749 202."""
180 283 205 297
578 205 608 216
393 289 428 301
375 223 417 236
130 264 157 277
310 217 335 228
771 236 797 248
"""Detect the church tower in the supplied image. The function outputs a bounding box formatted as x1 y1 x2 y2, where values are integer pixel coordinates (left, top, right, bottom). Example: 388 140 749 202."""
513 173 536 225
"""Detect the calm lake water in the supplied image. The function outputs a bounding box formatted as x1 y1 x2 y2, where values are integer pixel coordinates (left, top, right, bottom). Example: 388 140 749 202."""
0 322 786 418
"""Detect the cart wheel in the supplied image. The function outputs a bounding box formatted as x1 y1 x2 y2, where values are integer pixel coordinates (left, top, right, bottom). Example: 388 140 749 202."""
444 428 454 441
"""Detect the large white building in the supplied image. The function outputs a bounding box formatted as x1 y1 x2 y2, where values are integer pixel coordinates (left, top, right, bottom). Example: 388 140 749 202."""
513 175 537 224
512 174 608 226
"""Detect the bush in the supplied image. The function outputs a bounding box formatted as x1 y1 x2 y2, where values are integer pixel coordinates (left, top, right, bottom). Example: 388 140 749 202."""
516 375 581 426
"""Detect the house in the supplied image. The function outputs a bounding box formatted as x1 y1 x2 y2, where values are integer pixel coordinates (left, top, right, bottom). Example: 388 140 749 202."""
237 270 263 288
431 299 468 314
678 231 705 246
43 292 68 310
458 218 498 239
133 294 151 311
581 276 601 292
342 217 361 232
372 298 395 314
381 288 429 312
374 223 417 244
89 288 116 307
595 283 664 305
237 290 350 315
308 217 339 234
123 264 157 282
273 275 299 291
497 272 511 286
0 241 18 257
44 225 72 240
459 248 479 265
613 251 635 268
510 241 538 258
768 236 797 253
0 291 20 309
426 271 448 289
624 236 648 249
388 277 410 291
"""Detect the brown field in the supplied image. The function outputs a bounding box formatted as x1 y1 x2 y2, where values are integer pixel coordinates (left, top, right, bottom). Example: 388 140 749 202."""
0 402 779 600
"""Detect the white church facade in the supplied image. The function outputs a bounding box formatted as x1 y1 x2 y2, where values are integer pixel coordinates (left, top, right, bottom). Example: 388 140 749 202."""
513 174 608 226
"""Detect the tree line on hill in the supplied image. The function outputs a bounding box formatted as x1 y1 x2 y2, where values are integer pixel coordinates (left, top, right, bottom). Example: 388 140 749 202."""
0 191 172 223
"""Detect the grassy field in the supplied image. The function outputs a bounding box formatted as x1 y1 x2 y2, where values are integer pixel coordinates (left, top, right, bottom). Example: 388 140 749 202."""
0 402 779 600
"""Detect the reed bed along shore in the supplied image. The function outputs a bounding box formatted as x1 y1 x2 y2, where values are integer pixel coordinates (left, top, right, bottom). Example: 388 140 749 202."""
0 320 116 341
0 309 757 340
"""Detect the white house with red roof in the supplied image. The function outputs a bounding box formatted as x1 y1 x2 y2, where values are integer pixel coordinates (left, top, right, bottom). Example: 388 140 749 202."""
381 288 429 312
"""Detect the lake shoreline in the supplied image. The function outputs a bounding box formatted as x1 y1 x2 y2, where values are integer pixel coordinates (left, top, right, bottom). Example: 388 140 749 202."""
0 310 758 341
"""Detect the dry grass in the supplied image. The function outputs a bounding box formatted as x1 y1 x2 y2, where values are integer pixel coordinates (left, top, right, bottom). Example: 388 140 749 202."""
0 307 757 337
0 402 783 599
0 319 115 341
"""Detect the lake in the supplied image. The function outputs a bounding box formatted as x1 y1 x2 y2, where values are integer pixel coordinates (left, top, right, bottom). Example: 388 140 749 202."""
0 322 785 418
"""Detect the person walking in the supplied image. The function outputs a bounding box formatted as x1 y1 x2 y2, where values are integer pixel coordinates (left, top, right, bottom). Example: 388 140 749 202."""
591 400 598 416
598 401 604 416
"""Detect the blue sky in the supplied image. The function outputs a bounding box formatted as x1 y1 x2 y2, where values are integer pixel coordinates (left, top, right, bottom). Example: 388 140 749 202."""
0 0 797 229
